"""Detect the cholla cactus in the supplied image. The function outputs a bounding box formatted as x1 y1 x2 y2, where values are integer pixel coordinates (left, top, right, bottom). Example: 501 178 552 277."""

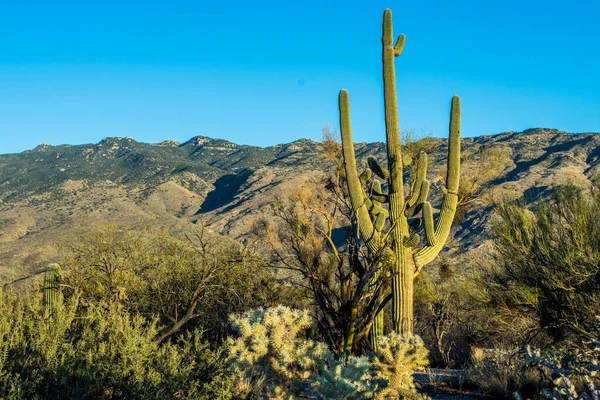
227 307 431 399
309 355 382 400
227 306 330 398
372 333 429 399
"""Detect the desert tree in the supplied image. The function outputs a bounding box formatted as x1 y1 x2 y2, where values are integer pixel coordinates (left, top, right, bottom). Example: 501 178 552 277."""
60 223 278 343
489 183 600 341
255 126 392 355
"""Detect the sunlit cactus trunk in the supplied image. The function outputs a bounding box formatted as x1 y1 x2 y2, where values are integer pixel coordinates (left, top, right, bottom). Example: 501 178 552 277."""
338 9 461 339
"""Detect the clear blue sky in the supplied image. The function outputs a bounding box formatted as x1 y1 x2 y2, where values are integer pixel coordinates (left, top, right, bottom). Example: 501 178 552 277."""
1 0 599 155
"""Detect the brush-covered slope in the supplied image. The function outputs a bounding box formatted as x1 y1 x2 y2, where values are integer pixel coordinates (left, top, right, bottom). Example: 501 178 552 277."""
1 128 599 289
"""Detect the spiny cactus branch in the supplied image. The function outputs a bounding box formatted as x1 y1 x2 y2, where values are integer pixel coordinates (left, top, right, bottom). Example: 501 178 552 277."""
368 157 390 180
405 180 430 217
406 153 428 207
394 34 405 56
413 95 461 270
339 90 380 254
421 202 436 246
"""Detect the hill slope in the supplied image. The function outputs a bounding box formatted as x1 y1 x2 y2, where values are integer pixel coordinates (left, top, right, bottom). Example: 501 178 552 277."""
1 128 599 289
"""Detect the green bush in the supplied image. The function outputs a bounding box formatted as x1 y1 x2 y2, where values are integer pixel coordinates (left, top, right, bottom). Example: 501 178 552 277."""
491 184 600 341
60 223 279 343
227 306 331 398
0 290 231 399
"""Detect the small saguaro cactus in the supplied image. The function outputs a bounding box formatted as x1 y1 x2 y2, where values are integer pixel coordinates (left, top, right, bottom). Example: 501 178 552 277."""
43 263 63 315
339 9 461 337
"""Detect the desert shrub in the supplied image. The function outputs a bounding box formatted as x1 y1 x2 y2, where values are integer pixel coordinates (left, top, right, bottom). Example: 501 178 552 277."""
0 289 231 399
455 144 513 221
61 223 279 342
517 319 600 399
413 269 500 368
259 146 391 355
491 184 600 341
468 347 541 399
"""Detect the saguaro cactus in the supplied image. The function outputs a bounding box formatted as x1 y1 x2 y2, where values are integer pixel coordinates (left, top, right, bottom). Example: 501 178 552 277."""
339 9 461 336
43 263 63 315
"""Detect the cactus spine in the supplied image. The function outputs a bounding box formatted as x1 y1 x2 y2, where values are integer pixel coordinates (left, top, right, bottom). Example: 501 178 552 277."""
43 263 63 316
339 9 461 336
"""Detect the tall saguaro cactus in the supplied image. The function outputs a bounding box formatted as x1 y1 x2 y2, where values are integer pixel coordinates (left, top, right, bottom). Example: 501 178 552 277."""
339 9 461 336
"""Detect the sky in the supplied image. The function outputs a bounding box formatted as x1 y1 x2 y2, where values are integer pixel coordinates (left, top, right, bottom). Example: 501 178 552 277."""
1 0 599 155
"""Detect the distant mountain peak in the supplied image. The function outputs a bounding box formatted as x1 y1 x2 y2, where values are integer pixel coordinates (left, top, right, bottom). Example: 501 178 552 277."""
184 136 213 146
32 142 52 151
154 140 181 147
99 136 136 144
520 128 563 135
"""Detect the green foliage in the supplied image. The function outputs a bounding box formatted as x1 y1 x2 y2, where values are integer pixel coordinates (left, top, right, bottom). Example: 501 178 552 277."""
513 319 600 399
455 144 513 222
491 184 600 340
0 291 230 399
61 223 278 342
520 342 600 398
468 347 534 398
413 269 500 368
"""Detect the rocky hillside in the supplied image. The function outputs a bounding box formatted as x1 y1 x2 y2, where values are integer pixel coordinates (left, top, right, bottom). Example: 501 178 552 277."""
1 128 599 289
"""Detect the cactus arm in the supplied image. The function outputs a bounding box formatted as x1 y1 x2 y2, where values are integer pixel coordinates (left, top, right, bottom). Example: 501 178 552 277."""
421 202 436 246
405 180 430 217
374 212 387 232
414 96 461 270
370 180 388 203
370 181 389 231
359 168 372 184
403 232 421 248
339 90 380 254
394 34 406 56
445 95 462 194
382 9 403 193
367 157 390 180
371 192 388 204
406 153 428 207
